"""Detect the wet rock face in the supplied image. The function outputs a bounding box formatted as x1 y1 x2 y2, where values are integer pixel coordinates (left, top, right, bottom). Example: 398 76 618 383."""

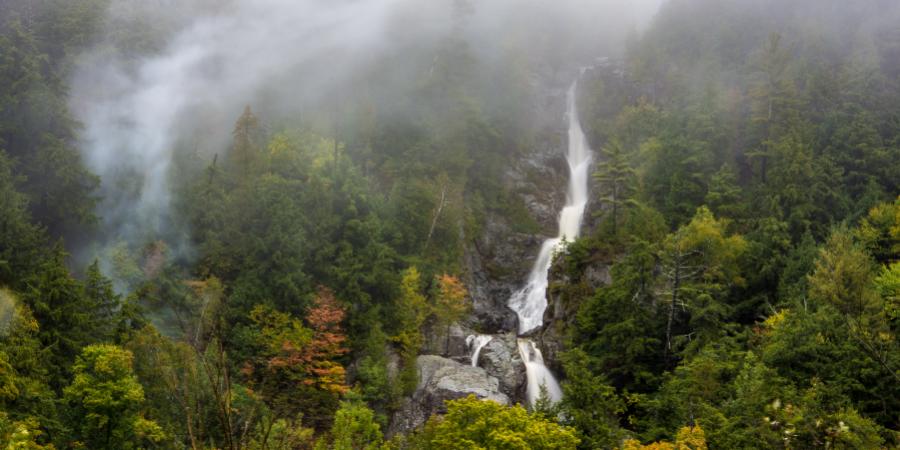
465 223 535 333
475 334 527 402
388 355 509 436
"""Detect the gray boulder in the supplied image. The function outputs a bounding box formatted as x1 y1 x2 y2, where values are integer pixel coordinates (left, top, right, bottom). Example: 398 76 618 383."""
476 334 527 402
389 355 509 436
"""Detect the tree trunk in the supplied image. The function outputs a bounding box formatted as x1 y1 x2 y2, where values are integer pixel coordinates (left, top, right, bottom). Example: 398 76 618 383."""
665 258 680 362
424 183 447 251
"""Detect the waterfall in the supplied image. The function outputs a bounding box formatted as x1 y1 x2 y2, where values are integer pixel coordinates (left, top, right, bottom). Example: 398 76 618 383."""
466 334 493 367
507 79 592 407
518 339 563 406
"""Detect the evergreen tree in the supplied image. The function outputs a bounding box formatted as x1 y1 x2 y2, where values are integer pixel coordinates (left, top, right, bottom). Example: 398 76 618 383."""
228 105 263 181
559 349 625 449
84 260 121 342
747 32 799 183
0 150 44 288
21 246 96 388
593 139 638 235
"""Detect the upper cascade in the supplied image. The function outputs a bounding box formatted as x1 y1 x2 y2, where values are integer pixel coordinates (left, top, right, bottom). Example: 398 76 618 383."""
508 80 593 335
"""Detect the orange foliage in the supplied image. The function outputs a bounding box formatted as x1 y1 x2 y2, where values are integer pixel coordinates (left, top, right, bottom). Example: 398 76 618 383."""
433 274 469 325
248 287 350 402
264 287 348 393
303 286 349 394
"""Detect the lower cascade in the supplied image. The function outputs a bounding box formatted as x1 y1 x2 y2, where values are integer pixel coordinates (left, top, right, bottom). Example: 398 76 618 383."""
507 78 592 407
518 339 563 406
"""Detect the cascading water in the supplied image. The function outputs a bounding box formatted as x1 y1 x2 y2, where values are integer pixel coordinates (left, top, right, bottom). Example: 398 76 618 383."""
466 334 493 367
518 339 563 405
508 79 592 407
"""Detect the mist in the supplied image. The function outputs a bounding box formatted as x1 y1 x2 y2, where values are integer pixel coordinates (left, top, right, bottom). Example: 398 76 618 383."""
68 0 663 271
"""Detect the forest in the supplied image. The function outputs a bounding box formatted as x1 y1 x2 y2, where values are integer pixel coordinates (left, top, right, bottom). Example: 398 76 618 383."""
1 0 899 448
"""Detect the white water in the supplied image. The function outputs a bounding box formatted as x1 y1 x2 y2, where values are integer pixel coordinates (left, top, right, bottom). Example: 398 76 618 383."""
508 81 592 335
466 334 493 367
518 339 564 406
508 80 592 407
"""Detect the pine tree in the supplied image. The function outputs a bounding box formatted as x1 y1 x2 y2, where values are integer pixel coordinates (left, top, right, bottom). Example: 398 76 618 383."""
0 150 44 288
22 245 96 387
747 33 798 184
593 139 638 235
228 105 262 181
84 260 121 342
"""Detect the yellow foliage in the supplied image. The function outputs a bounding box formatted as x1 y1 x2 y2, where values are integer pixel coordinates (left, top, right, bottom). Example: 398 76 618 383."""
0 288 17 337
674 425 707 449
619 425 707 450
762 309 788 331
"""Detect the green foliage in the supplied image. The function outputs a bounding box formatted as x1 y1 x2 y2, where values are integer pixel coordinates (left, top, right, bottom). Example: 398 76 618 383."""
125 326 214 449
658 207 747 358
877 262 900 329
393 267 428 394
412 396 580 450
0 413 54 450
316 399 384 450
0 13 99 236
21 247 97 386
558 349 625 449
228 106 264 180
354 322 395 415
63 344 164 449
567 1 900 445
1 0 899 446
0 151 45 288
593 139 639 236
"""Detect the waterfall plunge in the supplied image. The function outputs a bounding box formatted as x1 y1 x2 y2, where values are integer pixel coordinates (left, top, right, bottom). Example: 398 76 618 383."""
509 80 592 407
518 339 564 406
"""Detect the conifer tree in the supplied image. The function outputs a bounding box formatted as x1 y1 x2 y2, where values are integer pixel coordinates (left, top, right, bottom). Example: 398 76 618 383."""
593 139 638 235
84 260 121 341
748 32 798 183
229 105 262 181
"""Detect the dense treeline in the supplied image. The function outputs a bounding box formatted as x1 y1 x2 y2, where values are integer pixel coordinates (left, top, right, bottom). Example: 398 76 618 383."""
0 0 576 448
2 0 899 448
556 0 900 447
